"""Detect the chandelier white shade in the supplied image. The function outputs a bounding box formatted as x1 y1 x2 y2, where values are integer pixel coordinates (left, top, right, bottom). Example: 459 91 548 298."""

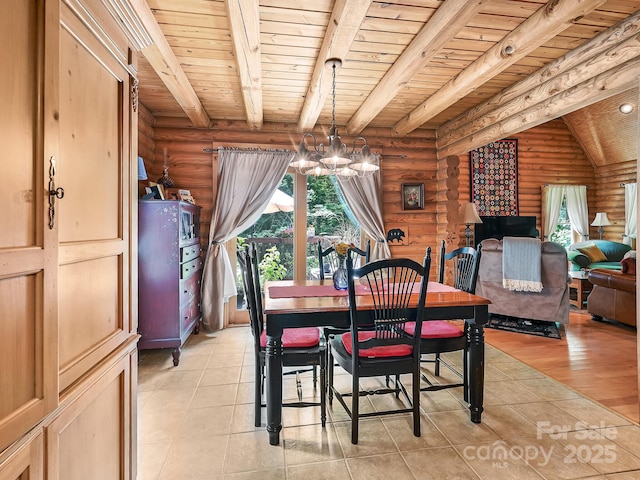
289 58 379 179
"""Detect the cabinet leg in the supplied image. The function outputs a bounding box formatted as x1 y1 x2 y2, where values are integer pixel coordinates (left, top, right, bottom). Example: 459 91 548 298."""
172 347 181 366
194 322 200 335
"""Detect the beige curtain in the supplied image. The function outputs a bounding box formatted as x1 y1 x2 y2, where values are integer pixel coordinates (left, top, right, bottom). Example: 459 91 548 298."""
542 185 564 240
337 166 391 261
201 148 292 331
565 185 589 241
623 183 637 246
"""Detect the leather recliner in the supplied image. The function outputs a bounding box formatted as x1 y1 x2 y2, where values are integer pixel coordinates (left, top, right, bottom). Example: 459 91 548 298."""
587 268 636 327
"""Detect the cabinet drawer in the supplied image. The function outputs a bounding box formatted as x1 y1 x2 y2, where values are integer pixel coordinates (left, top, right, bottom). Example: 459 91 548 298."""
180 273 201 307
180 256 202 280
180 244 200 262
181 299 201 333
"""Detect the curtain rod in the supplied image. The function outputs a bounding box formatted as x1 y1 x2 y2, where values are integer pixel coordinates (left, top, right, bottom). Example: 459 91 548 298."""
542 184 590 188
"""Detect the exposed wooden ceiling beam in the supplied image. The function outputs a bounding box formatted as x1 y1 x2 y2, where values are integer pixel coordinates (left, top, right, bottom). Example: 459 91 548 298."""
297 0 372 132
438 58 640 157
436 12 640 154
346 0 484 136
438 11 640 146
393 0 608 136
129 0 210 128
225 0 263 131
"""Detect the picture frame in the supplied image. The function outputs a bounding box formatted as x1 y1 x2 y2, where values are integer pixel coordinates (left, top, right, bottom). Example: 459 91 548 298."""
147 182 165 200
401 183 424 210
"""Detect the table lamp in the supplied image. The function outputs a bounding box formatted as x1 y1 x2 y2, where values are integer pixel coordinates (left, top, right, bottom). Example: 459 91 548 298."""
461 202 482 247
591 212 611 239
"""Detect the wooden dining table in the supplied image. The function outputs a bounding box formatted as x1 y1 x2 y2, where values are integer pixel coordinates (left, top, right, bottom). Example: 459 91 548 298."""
263 279 491 446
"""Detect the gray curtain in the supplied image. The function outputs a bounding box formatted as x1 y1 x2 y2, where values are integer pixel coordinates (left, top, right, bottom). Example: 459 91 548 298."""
201 148 292 331
337 166 391 261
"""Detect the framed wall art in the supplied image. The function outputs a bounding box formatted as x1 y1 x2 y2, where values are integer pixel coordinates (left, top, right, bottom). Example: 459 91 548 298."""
401 183 424 210
470 139 518 216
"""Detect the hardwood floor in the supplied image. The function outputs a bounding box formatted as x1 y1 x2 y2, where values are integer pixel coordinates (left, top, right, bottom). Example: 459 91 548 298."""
484 309 639 424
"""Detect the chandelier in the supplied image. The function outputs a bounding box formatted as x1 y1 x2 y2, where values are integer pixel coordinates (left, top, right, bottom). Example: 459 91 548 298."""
289 58 380 179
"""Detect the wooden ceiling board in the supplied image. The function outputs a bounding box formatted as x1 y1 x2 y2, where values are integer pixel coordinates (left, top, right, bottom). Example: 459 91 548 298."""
134 0 640 163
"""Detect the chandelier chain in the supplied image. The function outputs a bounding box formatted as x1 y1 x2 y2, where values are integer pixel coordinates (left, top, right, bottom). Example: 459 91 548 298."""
331 61 337 129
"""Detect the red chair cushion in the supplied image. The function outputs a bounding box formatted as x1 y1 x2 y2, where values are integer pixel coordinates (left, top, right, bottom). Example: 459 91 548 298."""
341 331 412 358
260 327 320 348
404 321 464 339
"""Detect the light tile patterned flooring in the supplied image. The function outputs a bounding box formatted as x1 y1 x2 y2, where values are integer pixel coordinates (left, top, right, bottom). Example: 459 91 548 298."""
138 326 640 480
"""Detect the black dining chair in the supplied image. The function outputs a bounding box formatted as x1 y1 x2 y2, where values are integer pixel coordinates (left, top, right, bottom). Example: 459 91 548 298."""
317 240 337 280
404 240 480 396
238 244 326 427
328 248 432 444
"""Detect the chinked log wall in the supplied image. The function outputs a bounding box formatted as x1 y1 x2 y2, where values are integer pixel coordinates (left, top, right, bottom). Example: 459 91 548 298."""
138 111 626 268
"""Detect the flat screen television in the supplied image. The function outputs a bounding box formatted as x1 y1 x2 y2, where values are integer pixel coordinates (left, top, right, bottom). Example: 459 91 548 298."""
474 216 538 245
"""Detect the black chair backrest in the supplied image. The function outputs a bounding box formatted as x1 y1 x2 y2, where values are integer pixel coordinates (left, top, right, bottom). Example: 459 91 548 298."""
248 242 265 318
318 240 337 280
437 239 480 293
345 248 432 355
348 239 371 265
238 245 263 348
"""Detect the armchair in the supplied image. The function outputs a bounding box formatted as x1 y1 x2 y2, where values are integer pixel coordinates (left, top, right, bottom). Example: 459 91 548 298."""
475 238 570 324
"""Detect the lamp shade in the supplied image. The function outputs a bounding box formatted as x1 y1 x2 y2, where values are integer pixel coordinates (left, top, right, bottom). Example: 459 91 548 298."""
591 212 611 227
137 156 148 180
461 203 482 224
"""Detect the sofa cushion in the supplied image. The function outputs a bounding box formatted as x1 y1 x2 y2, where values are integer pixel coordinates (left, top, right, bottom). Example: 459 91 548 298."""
577 244 607 262
567 240 632 271
589 261 623 271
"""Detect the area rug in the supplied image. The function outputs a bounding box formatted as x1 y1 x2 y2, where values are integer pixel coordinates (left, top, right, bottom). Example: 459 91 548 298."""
486 315 561 339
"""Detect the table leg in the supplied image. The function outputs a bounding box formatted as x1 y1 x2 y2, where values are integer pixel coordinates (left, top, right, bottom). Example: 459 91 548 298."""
265 330 283 445
467 305 487 423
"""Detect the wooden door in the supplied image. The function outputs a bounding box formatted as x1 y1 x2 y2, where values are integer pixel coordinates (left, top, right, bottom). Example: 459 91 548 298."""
0 0 59 453
56 1 134 393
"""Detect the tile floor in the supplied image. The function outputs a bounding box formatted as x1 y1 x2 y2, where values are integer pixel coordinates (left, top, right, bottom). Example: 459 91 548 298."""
137 326 640 480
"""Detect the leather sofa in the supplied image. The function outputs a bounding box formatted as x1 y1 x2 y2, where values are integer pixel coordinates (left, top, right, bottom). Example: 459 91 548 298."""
587 266 636 327
475 238 570 324
567 240 632 271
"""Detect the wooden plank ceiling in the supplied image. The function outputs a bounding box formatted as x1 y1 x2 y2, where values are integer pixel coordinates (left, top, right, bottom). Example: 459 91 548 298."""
134 0 640 160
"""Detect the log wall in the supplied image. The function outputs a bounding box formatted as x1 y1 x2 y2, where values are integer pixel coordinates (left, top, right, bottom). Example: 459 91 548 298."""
592 159 637 243
138 109 628 268
147 116 439 264
455 119 598 242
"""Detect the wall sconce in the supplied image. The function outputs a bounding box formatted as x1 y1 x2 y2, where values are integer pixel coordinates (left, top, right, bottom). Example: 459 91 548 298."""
461 202 482 247
591 212 611 239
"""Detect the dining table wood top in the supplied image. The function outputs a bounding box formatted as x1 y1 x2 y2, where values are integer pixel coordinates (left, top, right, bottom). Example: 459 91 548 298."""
264 279 491 316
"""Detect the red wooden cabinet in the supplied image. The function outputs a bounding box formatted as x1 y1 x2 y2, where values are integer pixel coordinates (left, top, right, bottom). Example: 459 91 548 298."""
138 200 203 365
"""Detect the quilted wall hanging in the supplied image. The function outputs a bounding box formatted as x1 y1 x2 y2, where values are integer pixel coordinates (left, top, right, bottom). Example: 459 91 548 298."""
470 139 518 216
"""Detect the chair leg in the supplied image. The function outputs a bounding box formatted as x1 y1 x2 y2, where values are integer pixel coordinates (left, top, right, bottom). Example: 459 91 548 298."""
254 361 262 427
412 369 421 437
320 354 327 427
328 345 334 405
463 347 469 403
296 371 303 401
351 372 359 444
313 365 318 388
435 353 441 376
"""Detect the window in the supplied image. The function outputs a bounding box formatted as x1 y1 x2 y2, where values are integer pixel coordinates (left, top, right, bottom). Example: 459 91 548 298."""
234 173 361 311
549 196 572 247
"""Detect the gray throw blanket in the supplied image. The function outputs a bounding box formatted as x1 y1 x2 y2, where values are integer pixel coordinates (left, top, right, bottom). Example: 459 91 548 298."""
502 237 543 292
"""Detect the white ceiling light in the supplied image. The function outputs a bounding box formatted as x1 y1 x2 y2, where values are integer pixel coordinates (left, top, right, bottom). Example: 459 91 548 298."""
619 103 634 114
